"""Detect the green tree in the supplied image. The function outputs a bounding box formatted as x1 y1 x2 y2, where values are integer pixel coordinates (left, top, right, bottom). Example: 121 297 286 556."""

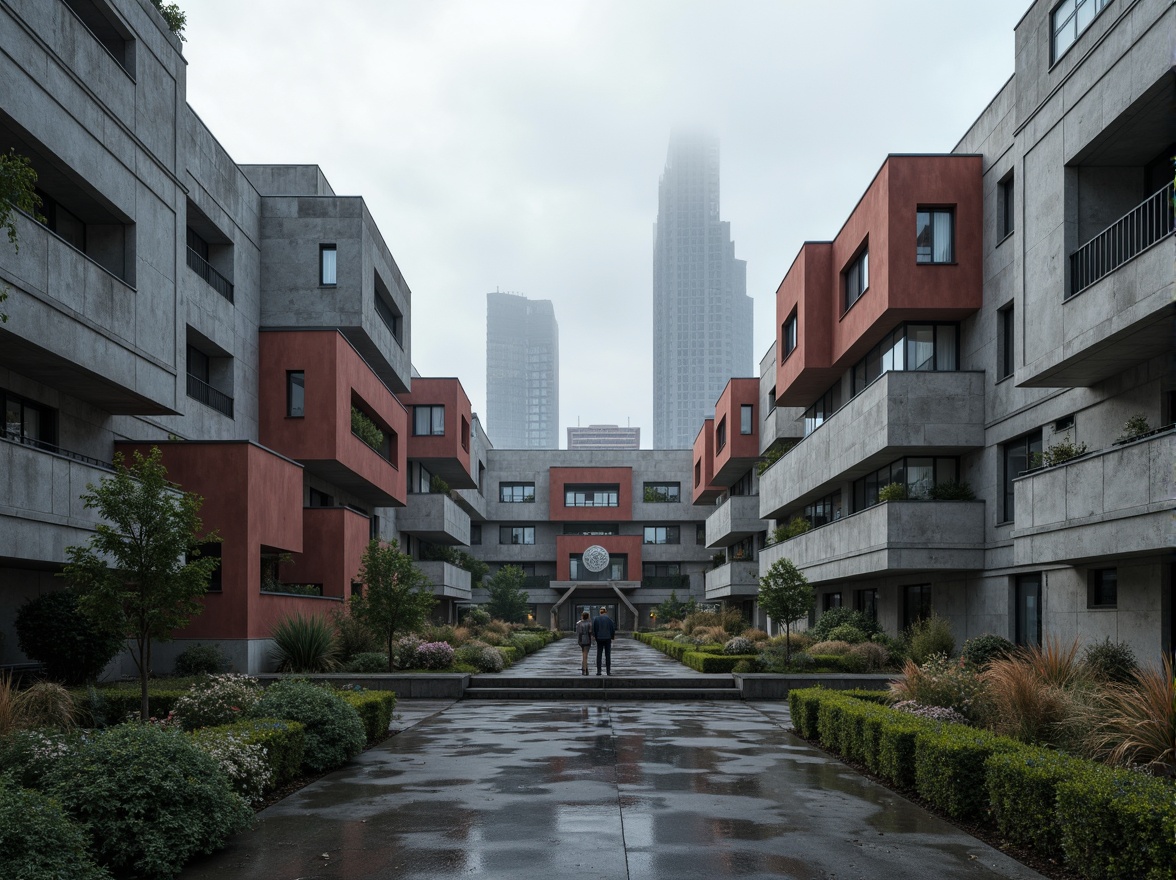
757 558 814 662
350 539 436 671
0 149 42 323
63 447 220 720
150 0 187 40
484 565 530 623
654 590 697 624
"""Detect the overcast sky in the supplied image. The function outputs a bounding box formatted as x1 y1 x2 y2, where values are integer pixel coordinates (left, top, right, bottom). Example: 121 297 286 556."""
183 0 1028 449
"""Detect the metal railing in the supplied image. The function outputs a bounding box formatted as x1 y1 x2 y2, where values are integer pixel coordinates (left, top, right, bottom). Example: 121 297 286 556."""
641 575 690 590
186 246 235 303
186 373 234 418
522 575 552 590
1069 182 1174 298
0 427 114 470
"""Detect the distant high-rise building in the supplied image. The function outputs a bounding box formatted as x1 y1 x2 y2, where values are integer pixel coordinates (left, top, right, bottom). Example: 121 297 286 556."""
567 424 640 450
652 132 752 449
486 292 559 449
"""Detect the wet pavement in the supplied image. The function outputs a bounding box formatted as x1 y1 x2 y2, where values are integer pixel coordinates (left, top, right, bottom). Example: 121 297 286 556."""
498 633 712 678
180 690 1045 879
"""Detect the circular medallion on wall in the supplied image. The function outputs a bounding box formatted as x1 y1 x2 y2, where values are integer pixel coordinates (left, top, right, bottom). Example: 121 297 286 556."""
582 544 611 573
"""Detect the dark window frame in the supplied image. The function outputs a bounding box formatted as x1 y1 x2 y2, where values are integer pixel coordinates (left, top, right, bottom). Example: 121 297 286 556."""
998 173 1015 240
1015 573 1042 646
843 244 869 313
997 305 1015 381
413 404 445 436
782 308 798 360
1002 430 1043 523
916 206 956 264
564 484 620 508
643 482 681 503
499 482 536 503
287 371 305 418
643 525 680 545
903 584 932 630
740 404 754 435
319 243 337 286
1088 568 1118 609
500 525 535 545
1050 0 1112 65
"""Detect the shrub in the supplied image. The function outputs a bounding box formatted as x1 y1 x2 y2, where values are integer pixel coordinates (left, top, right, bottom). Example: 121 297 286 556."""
1033 435 1088 467
13 680 76 731
810 608 881 642
743 627 769 642
42 723 251 879
331 608 381 661
173 673 263 731
985 746 1086 860
1087 655 1176 777
247 679 365 774
808 639 853 656
878 482 908 501
826 624 867 644
339 690 396 743
682 651 756 673
345 652 391 673
812 652 867 673
463 606 491 627
928 480 976 501
981 656 1076 746
905 613 955 664
271 612 339 673
1117 413 1151 443
960 633 1014 669
877 714 929 789
78 683 189 725
414 641 455 670
0 728 79 788
419 624 458 646
723 636 755 655
788 688 826 740
455 643 503 673
915 725 1013 821
890 655 986 721
0 775 110 880
14 589 124 685
199 718 305 787
892 701 969 725
188 727 273 804
393 635 422 669
770 515 811 543
1082 637 1138 684
174 643 230 676
731 659 760 674
848 641 891 672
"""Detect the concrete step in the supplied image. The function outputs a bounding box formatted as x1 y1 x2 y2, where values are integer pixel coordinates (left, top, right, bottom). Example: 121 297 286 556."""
469 675 735 690
463 686 742 701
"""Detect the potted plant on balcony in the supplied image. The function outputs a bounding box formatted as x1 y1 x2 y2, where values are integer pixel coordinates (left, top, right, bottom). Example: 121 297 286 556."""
1115 414 1151 444
878 482 908 502
1032 435 1089 468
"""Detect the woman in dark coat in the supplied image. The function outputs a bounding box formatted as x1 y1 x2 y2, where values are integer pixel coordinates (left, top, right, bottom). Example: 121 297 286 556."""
574 611 593 675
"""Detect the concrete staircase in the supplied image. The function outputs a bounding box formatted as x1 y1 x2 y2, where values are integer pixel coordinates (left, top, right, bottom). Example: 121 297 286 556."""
463 674 742 701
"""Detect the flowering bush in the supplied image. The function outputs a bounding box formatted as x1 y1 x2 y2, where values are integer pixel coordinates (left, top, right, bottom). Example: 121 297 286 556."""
890 654 987 721
0 729 79 788
247 679 365 774
723 636 756 656
189 728 273 805
393 635 421 669
414 641 455 670
173 674 263 732
892 700 970 725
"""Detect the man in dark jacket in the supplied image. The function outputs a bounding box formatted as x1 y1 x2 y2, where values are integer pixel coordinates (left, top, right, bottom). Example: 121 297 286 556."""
591 606 618 675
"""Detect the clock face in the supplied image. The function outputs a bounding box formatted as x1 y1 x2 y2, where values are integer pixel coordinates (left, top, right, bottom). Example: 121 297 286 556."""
582 544 610 573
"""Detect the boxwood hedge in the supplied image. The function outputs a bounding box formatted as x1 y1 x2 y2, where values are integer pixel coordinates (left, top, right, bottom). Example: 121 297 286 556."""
340 690 397 744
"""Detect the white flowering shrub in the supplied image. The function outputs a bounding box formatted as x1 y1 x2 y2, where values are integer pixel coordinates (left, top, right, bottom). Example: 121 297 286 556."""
173 674 263 732
189 728 273 805
723 636 756 655
0 729 79 788
415 641 455 670
393 635 421 669
892 700 970 726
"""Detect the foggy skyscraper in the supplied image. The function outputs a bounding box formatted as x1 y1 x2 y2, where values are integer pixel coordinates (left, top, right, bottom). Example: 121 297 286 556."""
486 291 559 449
652 133 752 449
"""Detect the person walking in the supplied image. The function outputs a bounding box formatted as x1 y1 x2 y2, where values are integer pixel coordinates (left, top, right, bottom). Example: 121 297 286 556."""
591 606 617 675
574 611 593 675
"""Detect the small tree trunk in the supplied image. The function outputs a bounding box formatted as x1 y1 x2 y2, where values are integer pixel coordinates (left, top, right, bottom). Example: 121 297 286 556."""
140 637 151 721
387 633 394 672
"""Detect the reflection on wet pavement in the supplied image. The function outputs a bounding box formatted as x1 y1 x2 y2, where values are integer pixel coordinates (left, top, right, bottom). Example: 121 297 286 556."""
180 699 1046 880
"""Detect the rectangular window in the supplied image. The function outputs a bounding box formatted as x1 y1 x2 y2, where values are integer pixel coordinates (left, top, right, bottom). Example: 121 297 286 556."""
782 309 798 359
843 246 868 312
413 405 445 436
287 371 305 417
855 588 878 620
998 174 1015 239
320 244 337 286
716 417 727 452
500 526 535 545
740 404 753 435
696 524 706 545
823 592 843 612
916 208 955 263
569 553 627 581
470 524 482 545
803 383 841 437
1051 0 1111 63
998 306 1014 380
903 584 932 630
198 543 222 592
308 488 333 507
643 482 680 503
643 525 680 545
803 490 842 527
1002 431 1043 522
1088 568 1118 609
852 456 958 510
2 389 57 447
563 523 618 536
499 482 535 503
369 514 380 541
1015 574 1042 646
564 484 619 507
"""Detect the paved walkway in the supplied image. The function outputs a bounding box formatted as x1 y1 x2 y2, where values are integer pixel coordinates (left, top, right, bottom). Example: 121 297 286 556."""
498 633 704 678
180 693 1045 879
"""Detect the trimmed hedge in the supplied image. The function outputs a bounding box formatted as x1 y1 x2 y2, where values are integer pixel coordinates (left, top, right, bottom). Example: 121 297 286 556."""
915 725 1014 821
496 646 520 666
81 685 189 723
986 746 1087 860
681 652 758 673
340 690 397 744
192 717 306 788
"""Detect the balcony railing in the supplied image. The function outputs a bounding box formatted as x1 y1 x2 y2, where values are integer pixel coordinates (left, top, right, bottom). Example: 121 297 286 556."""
1069 182 1174 298
186 247 234 303
522 575 552 590
186 373 234 418
0 428 113 470
641 575 690 590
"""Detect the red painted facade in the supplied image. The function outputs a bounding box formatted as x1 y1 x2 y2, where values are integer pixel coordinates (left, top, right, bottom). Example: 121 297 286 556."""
554 535 643 581
691 418 721 504
775 154 983 407
259 330 408 506
548 467 633 522
712 378 760 484
398 377 476 489
282 506 371 602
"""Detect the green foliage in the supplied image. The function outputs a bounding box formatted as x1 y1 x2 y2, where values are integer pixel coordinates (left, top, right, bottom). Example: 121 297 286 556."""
1117 413 1151 443
877 482 908 501
463 606 491 627
63 447 220 720
0 729 80 788
770 515 811 544
915 725 1013 821
788 688 825 740
454 643 504 672
247 679 365 774
76 683 189 724
756 439 795 475
643 484 676 502
985 746 1086 859
350 406 385 452
42 723 251 879
0 774 110 880
195 718 305 787
338 690 396 744
452 549 489 583
904 612 955 664
0 148 42 324
150 0 187 40
1032 435 1089 467
891 654 986 720
174 642 229 676
758 558 813 662
825 624 867 644
654 590 697 623
960 633 1015 669
928 480 976 501
331 607 381 661
271 612 340 673
681 651 758 673
173 673 262 731
351 539 435 670
1081 637 1138 684
14 589 124 685
810 607 881 642
428 473 450 494
484 565 531 623
1056 763 1176 880
344 651 391 673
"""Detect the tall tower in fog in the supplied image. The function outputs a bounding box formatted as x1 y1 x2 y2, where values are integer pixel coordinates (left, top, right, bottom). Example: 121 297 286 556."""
486 292 559 449
652 132 752 449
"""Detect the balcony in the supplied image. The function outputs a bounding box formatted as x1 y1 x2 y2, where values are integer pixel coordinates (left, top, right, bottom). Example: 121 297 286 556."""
704 561 760 600
1012 429 1175 566
417 561 472 601
186 373 234 418
704 494 762 548
186 247 234 303
760 501 985 585
758 370 986 519
397 493 471 545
